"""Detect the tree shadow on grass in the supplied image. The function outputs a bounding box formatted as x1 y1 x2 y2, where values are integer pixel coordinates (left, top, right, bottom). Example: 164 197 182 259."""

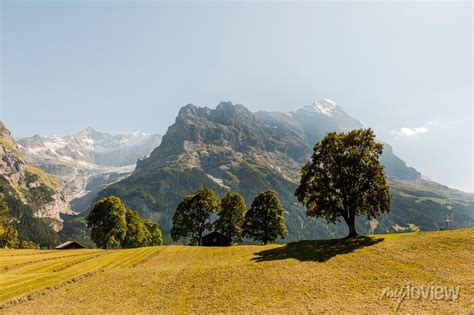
252 236 384 263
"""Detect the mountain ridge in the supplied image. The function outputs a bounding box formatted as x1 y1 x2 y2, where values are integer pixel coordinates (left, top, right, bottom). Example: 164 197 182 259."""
100 100 473 242
17 128 161 212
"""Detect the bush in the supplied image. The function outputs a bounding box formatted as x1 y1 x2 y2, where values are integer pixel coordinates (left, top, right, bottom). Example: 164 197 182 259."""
17 240 39 249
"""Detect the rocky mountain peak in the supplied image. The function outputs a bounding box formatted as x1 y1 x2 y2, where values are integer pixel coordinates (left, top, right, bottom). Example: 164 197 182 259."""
300 99 344 117
177 104 198 119
0 121 17 150
156 102 263 154
81 127 97 133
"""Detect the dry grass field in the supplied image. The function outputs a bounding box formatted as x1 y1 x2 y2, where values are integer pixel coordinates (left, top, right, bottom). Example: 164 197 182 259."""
1 229 473 314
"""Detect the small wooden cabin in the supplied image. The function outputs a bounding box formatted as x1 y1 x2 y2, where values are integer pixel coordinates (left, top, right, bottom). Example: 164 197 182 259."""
55 241 85 249
202 231 231 247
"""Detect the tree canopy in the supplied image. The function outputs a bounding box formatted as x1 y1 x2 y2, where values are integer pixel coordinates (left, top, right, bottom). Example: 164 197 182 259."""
215 192 247 242
242 190 287 245
144 219 163 246
87 196 128 249
87 196 163 248
0 200 18 248
0 221 18 248
121 209 149 248
295 129 391 237
171 188 220 245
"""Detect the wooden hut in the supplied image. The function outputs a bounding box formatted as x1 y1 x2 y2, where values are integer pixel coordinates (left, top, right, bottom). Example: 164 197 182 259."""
55 241 85 249
202 231 231 247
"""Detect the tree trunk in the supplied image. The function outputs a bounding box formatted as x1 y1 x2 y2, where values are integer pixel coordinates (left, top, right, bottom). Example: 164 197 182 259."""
198 230 203 246
344 212 358 238
347 221 358 238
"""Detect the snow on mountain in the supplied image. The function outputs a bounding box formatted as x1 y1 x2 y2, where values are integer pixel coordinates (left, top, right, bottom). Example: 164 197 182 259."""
0 121 73 232
310 99 337 116
301 99 349 118
17 128 162 212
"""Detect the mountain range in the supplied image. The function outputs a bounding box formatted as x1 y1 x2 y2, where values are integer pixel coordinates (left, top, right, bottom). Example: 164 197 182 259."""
17 129 161 212
98 100 473 242
4 99 473 245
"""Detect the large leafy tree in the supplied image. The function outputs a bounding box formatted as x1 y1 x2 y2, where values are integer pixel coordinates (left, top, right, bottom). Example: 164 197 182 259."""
295 129 391 238
87 196 127 249
0 200 18 248
121 209 149 248
171 188 220 245
242 190 287 245
215 192 247 243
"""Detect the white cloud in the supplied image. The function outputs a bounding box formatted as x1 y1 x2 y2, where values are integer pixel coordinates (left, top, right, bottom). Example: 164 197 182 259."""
390 126 429 137
389 120 445 138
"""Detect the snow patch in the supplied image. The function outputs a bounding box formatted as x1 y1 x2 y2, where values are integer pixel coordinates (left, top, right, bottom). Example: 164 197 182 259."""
206 174 230 190
43 138 67 150
312 99 337 116
301 99 339 117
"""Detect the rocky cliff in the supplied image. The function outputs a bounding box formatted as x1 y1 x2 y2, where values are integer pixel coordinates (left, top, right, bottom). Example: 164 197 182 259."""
0 121 73 246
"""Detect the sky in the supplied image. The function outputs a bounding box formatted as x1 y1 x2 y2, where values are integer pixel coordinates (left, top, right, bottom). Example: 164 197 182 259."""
0 1 472 192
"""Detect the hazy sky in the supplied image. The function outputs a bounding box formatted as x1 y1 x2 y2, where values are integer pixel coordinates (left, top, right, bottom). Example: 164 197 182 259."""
1 1 472 191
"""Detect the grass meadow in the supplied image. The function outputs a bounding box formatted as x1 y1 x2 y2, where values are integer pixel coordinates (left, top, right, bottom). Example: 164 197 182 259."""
1 229 473 313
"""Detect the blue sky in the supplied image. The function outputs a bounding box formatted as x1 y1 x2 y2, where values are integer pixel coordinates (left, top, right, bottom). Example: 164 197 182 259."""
0 1 472 191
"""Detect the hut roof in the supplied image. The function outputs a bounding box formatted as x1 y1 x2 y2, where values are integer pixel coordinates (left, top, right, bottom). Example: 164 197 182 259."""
55 241 85 249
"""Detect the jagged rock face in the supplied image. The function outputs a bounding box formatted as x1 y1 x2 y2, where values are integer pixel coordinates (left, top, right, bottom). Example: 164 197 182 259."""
144 99 419 182
0 121 73 231
17 128 161 212
138 102 309 182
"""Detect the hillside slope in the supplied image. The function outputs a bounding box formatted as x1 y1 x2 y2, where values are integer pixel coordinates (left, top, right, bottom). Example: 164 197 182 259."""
1 229 473 313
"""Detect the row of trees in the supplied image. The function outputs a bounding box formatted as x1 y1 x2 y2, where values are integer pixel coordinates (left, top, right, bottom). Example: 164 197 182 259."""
87 196 163 249
171 189 288 245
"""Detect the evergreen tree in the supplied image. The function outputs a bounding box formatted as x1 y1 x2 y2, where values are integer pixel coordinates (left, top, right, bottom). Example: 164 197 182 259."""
87 196 127 249
242 190 287 245
215 192 246 242
171 188 220 245
295 129 391 237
